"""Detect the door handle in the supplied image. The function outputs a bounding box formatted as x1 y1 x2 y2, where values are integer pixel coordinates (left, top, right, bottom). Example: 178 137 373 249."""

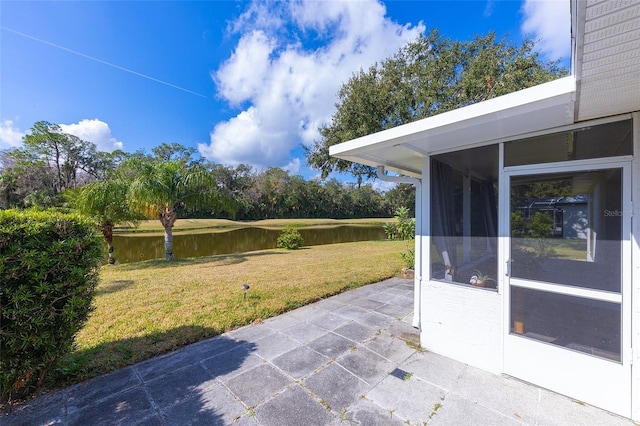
506 259 512 277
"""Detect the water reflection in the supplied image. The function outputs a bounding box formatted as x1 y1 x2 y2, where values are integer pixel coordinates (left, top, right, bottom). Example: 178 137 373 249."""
112 225 387 264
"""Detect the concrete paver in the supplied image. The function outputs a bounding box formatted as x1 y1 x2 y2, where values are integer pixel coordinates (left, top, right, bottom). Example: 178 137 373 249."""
225 364 290 408
253 386 330 426
401 351 466 391
200 343 261 381
336 346 394 386
160 382 246 426
428 392 521 426
271 346 328 380
333 321 377 343
366 370 447 422
338 397 407 426
303 362 370 413
279 321 327 344
2 277 635 425
306 332 355 359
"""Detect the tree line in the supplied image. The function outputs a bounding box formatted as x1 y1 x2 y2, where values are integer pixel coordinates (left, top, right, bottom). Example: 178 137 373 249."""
1 122 415 261
0 123 414 219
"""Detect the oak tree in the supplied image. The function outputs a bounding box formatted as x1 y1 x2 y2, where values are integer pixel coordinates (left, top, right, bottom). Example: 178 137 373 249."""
306 30 567 180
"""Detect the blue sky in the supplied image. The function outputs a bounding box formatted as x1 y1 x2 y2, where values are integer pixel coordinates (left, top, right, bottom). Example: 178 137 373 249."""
1 0 570 182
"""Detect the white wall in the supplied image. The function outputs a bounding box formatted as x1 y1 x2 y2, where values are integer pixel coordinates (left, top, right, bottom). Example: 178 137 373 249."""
420 279 503 374
417 147 503 375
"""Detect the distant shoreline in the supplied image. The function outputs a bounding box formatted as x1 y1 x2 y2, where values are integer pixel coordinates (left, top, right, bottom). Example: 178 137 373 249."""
115 217 395 235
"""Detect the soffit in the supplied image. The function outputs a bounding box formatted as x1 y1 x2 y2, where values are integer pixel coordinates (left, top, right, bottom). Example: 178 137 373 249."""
575 0 640 121
330 76 576 178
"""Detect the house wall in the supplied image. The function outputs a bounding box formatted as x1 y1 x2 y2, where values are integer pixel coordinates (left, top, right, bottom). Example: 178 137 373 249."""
419 280 503 374
416 113 639 421
418 155 504 374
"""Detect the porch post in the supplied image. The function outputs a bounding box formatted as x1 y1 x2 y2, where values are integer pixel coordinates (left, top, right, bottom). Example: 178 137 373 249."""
419 157 431 329
375 166 423 329
498 142 507 373
462 175 471 262
412 177 422 329
631 112 640 422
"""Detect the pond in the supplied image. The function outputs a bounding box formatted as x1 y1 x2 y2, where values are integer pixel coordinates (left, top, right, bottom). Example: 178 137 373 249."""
112 224 388 264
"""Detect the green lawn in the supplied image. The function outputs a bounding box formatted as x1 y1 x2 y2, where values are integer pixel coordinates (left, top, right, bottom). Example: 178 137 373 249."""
53 240 406 389
513 237 588 260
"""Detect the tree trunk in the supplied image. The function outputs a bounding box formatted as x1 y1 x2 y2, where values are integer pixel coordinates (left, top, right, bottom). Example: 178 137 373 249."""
164 227 174 260
159 206 177 260
101 222 116 264
54 146 63 194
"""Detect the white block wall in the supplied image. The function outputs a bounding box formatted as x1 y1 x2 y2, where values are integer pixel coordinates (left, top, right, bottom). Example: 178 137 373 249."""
420 280 503 374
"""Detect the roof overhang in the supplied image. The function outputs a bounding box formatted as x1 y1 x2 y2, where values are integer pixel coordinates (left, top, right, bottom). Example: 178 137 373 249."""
330 76 576 178
331 1 640 179
573 0 640 121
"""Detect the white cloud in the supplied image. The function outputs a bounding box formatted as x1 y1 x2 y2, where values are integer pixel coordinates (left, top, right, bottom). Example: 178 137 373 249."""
283 157 301 174
0 120 26 149
59 119 124 152
371 179 398 193
521 0 571 61
214 30 276 106
199 0 425 170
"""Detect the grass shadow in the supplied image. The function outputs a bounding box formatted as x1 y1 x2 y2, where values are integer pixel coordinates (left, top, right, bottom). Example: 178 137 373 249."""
115 250 288 271
53 326 252 390
95 280 135 296
5 327 257 425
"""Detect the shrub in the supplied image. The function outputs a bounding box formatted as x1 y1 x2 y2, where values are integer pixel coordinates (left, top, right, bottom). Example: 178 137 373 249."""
384 207 415 269
277 226 304 250
0 209 102 402
400 247 415 269
384 207 415 241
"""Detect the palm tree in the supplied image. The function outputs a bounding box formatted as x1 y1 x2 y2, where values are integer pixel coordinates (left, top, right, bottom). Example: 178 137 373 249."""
67 179 138 264
128 160 225 260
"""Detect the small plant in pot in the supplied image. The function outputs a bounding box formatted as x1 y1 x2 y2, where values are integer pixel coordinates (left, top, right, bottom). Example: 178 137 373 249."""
469 270 495 288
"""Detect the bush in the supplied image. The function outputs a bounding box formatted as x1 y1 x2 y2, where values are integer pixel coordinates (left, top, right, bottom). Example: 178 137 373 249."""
277 226 304 250
0 209 102 402
400 247 415 269
384 207 415 269
383 207 415 241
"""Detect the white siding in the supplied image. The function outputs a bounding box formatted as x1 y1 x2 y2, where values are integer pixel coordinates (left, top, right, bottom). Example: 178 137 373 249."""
420 280 503 374
576 0 640 121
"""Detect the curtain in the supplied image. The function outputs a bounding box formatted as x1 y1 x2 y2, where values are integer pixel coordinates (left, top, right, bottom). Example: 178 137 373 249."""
480 181 498 253
431 160 457 280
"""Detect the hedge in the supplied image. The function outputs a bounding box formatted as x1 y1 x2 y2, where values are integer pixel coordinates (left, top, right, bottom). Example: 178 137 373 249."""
0 209 102 402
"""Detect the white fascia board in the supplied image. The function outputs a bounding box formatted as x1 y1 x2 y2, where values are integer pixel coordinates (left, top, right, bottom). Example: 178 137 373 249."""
330 76 576 160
